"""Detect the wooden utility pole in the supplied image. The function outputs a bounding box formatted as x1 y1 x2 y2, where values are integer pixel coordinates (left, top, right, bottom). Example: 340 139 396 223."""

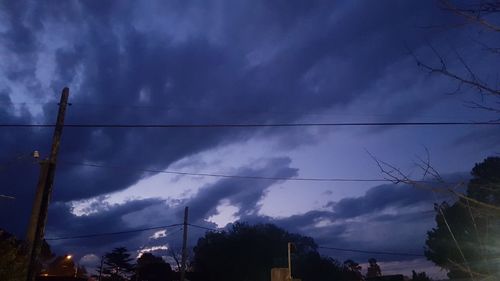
287 242 292 281
98 255 104 281
25 87 69 281
180 206 189 281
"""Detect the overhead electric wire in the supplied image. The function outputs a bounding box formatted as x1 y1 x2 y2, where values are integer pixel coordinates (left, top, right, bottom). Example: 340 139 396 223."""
317 246 424 257
62 161 406 183
3 101 485 120
1 121 499 129
0 153 31 172
186 223 424 257
45 222 424 257
187 223 221 232
45 223 183 241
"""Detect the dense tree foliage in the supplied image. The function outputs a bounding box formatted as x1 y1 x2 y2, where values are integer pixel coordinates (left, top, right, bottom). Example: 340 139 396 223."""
0 229 53 281
0 230 28 281
192 222 342 281
133 252 173 281
366 258 382 278
425 157 500 279
99 247 135 281
411 270 431 281
341 260 364 281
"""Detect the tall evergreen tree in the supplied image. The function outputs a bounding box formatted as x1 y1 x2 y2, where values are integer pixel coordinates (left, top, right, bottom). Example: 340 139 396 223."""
99 247 135 281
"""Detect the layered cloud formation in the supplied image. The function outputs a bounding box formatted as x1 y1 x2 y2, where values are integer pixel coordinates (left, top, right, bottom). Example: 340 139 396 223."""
1 1 499 278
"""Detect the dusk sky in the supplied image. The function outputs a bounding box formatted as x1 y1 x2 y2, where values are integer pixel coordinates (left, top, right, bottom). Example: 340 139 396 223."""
1 1 499 279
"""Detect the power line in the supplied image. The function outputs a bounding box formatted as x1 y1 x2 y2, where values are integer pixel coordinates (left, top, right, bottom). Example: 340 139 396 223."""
44 222 425 257
67 104 483 122
0 153 32 172
318 246 424 257
45 223 183 241
187 224 221 232
186 223 424 257
1 121 499 128
62 161 399 183
2 101 482 120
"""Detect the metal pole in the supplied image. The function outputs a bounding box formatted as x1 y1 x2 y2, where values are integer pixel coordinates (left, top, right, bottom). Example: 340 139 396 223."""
180 206 189 281
25 87 69 281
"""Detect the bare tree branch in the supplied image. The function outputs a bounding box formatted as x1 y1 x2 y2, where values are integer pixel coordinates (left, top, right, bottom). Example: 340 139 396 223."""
168 246 181 270
464 100 500 113
414 147 444 183
439 0 500 32
414 52 500 96
471 37 500 54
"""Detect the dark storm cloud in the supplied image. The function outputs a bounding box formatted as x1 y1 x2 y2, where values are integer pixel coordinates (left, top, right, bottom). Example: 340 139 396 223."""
0 0 45 93
45 166 467 266
331 173 468 218
0 0 38 55
0 0 468 239
44 0 448 202
453 126 500 150
185 157 298 222
330 183 436 219
48 198 166 239
0 88 50 236
44 157 294 256
45 197 171 255
236 174 468 262
237 209 351 250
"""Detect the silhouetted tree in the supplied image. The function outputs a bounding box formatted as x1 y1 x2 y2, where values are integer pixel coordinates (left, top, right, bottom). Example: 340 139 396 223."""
342 259 364 281
167 245 182 271
133 253 173 281
192 222 342 281
411 270 431 281
0 230 27 281
0 229 54 281
366 258 382 278
425 157 500 279
99 247 135 281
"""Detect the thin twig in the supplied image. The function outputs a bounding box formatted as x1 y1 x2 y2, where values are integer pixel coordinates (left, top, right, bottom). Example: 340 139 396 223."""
440 0 500 32
416 55 500 96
